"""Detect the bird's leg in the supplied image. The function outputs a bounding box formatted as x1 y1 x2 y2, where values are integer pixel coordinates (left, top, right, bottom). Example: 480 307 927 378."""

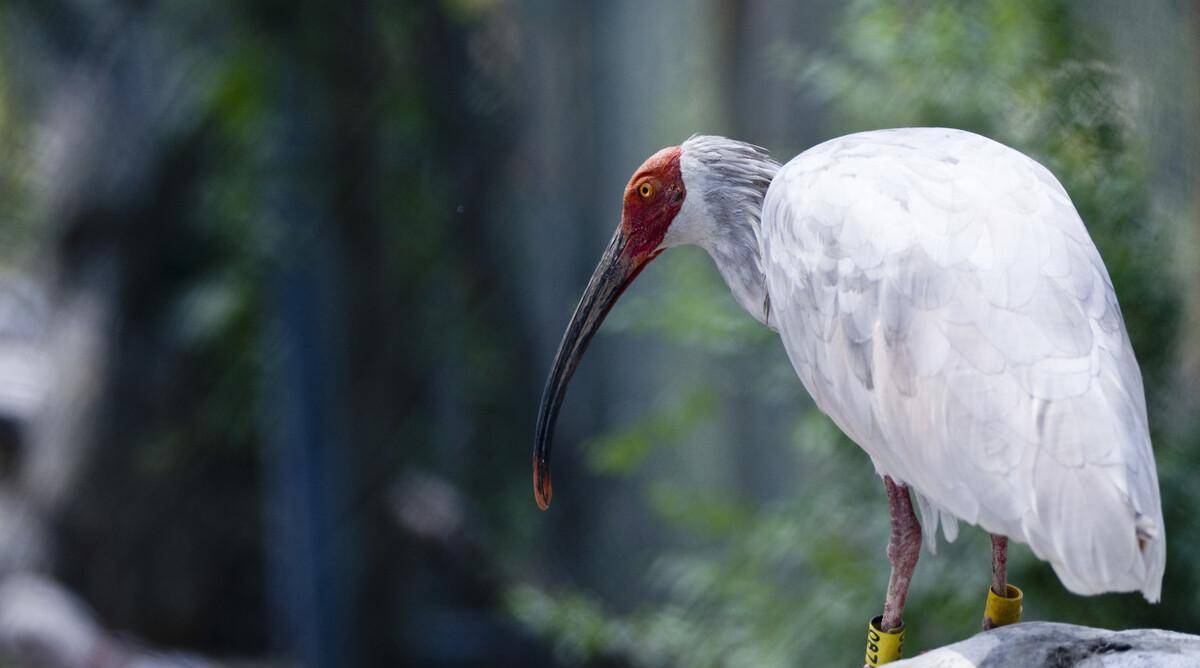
865 478 920 666
880 476 921 632
982 534 1022 629
990 534 1008 596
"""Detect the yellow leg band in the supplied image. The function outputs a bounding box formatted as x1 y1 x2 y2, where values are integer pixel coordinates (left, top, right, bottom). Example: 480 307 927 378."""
865 615 905 666
984 584 1023 628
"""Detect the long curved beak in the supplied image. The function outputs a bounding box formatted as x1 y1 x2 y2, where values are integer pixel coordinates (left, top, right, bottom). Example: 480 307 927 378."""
533 227 655 510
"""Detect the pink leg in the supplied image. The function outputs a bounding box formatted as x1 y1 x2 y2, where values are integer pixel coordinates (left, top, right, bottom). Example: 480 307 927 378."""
982 534 1009 630
990 534 1008 596
880 476 921 632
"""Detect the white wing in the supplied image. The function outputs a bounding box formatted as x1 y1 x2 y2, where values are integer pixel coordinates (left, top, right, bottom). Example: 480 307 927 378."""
761 128 1165 601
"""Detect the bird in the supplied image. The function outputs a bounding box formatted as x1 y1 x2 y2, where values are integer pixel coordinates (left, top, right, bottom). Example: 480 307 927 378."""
531 128 1165 661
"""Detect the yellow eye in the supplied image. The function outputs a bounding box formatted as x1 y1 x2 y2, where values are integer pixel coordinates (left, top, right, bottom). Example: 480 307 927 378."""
638 182 654 198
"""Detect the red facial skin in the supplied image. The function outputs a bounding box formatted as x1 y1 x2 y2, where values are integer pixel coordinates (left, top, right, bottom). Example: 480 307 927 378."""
620 146 685 263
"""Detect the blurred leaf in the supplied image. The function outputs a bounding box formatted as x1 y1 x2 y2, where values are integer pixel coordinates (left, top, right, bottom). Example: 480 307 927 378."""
646 480 752 539
583 388 716 476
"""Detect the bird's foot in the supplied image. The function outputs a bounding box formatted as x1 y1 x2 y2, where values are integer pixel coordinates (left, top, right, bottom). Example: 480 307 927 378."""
981 584 1023 630
865 615 905 666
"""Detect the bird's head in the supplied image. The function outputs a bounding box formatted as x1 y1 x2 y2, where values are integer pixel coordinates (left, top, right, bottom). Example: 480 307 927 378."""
619 145 687 263
533 137 777 510
531 145 685 510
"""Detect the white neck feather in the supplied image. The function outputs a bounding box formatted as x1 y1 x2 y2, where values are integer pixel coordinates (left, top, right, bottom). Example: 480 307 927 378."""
663 135 780 330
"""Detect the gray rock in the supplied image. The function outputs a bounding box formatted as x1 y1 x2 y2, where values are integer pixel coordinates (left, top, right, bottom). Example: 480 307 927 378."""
894 622 1200 667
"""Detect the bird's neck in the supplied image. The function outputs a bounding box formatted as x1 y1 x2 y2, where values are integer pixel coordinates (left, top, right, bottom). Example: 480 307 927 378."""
670 136 779 329
701 220 773 330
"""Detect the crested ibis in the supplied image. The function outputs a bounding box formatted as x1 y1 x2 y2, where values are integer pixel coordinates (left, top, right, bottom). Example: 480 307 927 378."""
531 129 1165 654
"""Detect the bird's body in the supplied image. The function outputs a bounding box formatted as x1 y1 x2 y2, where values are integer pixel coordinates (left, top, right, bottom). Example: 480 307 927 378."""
760 128 1163 600
532 128 1166 647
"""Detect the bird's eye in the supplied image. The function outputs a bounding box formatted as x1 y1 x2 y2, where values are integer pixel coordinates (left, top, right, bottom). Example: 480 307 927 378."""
638 182 653 198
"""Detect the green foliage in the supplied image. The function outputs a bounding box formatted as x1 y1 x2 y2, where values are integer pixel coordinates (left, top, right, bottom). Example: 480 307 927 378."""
510 1 1194 665
584 388 715 476
0 25 35 267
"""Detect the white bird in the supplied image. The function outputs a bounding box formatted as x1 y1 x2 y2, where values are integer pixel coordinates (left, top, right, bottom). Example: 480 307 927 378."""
532 128 1165 645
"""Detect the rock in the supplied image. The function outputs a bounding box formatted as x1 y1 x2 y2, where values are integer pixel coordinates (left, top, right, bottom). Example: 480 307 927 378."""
894 621 1200 667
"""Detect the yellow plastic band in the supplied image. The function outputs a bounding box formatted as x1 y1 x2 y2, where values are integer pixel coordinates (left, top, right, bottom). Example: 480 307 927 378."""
984 584 1023 628
865 615 905 666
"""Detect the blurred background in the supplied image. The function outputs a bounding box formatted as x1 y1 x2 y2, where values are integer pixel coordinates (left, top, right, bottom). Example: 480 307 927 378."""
0 0 1196 666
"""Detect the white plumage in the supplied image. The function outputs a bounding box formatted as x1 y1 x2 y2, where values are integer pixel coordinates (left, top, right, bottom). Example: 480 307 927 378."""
753 128 1164 601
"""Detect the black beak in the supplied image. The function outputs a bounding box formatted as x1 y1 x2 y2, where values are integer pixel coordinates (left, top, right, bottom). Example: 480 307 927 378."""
533 228 651 510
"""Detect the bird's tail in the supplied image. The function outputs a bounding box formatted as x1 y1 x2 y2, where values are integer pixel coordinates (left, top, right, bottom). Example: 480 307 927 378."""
1025 463 1165 603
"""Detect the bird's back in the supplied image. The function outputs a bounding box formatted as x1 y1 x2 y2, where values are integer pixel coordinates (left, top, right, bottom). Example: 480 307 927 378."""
760 128 1165 601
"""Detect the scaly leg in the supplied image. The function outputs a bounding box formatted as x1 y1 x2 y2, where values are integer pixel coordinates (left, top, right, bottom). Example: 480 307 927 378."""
990 534 1008 597
982 534 1022 629
881 476 921 631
